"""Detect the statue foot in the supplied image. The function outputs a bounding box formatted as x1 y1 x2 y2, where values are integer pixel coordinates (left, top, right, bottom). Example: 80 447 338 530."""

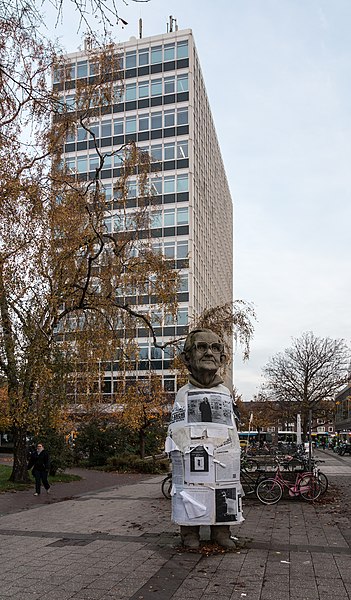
211 525 237 549
180 525 200 549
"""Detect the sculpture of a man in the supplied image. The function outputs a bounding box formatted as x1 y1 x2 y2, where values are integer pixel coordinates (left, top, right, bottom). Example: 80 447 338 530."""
166 328 243 549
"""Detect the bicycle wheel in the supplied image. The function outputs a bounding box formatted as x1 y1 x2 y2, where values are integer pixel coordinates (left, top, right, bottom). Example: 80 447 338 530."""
161 475 172 499
241 458 259 472
256 478 283 505
298 474 321 501
286 458 305 472
317 471 328 496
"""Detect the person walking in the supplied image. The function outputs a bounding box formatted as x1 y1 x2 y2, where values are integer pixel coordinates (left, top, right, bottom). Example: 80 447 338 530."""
27 442 51 496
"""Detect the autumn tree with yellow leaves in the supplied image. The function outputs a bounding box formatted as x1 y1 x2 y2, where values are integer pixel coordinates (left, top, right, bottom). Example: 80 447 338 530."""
1 1 257 479
0 14 179 482
114 374 169 459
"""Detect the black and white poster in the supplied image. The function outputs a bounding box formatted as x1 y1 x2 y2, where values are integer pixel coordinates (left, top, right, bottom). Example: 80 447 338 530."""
215 487 238 522
184 444 214 484
170 406 186 424
187 392 233 426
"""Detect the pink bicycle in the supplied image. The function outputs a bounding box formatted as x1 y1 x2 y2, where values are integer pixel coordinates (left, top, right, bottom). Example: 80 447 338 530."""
255 460 322 505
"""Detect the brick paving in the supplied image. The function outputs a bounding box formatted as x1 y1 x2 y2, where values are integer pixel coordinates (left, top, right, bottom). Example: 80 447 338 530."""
0 450 350 599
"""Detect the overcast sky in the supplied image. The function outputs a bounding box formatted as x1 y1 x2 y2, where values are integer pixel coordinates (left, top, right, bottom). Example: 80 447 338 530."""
45 0 351 400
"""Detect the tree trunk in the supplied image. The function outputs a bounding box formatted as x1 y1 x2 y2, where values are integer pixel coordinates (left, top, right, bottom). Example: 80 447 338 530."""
139 429 145 459
9 427 30 483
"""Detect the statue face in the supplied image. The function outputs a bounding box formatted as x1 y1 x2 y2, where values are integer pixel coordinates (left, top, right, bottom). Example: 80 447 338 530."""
184 330 225 379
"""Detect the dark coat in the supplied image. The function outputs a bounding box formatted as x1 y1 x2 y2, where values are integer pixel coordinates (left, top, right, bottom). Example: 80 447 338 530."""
27 449 50 473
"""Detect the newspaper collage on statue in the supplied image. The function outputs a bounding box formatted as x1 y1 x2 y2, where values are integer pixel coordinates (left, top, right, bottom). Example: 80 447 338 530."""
165 389 243 526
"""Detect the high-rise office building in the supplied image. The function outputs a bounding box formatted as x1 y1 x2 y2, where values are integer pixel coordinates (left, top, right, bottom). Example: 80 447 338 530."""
55 23 233 401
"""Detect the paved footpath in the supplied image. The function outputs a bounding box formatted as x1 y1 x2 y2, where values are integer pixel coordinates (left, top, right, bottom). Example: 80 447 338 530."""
0 450 350 600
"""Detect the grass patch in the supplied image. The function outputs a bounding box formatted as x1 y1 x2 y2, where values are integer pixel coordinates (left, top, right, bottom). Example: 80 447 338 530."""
0 464 81 493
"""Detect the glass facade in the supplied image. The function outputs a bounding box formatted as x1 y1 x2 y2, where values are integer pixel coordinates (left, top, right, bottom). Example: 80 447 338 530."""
58 29 233 401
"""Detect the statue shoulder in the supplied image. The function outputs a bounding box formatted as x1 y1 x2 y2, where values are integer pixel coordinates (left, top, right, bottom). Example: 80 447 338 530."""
174 383 191 406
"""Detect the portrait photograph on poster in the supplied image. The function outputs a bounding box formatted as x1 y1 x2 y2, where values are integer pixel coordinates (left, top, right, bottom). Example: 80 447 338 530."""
215 487 238 522
184 445 214 484
187 391 233 426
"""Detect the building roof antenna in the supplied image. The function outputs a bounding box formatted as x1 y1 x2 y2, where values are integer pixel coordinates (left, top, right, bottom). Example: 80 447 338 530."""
167 15 178 33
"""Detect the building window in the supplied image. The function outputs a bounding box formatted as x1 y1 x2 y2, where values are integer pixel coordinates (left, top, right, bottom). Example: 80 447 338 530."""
164 241 175 258
177 108 188 125
164 377 175 392
151 78 162 96
114 118 124 135
177 140 188 159
102 155 112 170
138 48 149 66
65 95 76 111
139 115 149 131
151 310 162 326
164 110 175 128
126 116 137 133
151 46 162 64
102 183 112 201
151 112 162 129
177 308 188 326
77 157 87 173
151 345 162 359
114 151 124 166
138 81 149 98
104 216 112 233
151 210 162 228
127 181 137 198
179 273 188 292
177 74 188 93
126 83 137 101
177 241 188 259
65 157 75 171
89 155 100 170
126 51 136 69
89 61 99 76
164 208 175 227
150 178 162 195
164 143 175 161
164 313 174 326
151 145 162 161
53 66 63 84
77 126 87 141
89 123 99 139
101 121 112 138
164 76 175 95
177 174 189 193
164 176 175 194
177 207 189 225
77 61 88 78
67 64 75 80
177 40 188 59
138 343 149 360
164 43 175 62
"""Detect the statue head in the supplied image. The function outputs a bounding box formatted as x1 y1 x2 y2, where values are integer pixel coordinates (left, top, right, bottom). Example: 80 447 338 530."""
180 328 226 386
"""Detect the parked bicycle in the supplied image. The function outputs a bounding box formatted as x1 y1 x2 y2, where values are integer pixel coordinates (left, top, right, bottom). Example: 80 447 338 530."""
255 459 322 505
336 442 351 456
280 453 328 496
240 460 265 497
161 472 172 499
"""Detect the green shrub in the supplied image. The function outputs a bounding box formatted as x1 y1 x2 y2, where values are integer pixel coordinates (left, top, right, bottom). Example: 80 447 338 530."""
105 454 169 474
72 420 168 467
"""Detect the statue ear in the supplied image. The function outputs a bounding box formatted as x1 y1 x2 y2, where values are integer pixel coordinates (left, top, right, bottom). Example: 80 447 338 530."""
220 353 227 366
